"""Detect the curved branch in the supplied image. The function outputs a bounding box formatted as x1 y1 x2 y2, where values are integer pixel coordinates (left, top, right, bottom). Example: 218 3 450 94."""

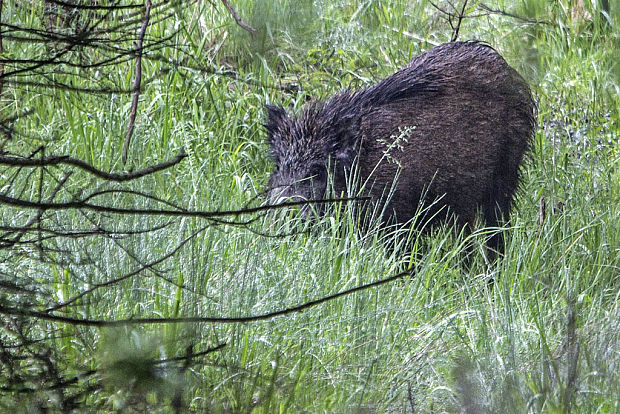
0 192 369 219
122 0 152 165
220 0 256 34
44 225 209 312
0 148 187 181
45 0 145 11
2 269 413 326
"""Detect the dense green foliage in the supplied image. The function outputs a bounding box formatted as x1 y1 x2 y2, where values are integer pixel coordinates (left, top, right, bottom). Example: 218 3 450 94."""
1 0 618 412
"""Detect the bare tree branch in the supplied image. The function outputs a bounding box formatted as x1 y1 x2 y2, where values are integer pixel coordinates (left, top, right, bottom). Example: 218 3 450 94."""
0 172 71 249
430 0 469 42
0 148 187 182
0 191 368 219
4 79 134 94
122 0 152 165
45 0 145 11
1 269 413 326
154 342 227 364
0 342 225 393
451 0 468 42
0 0 4 97
0 2 243 408
43 225 209 312
0 222 171 241
478 2 551 25
220 0 256 34
430 0 551 40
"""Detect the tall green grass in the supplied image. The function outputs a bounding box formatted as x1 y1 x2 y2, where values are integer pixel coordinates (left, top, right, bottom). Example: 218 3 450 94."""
1 0 618 411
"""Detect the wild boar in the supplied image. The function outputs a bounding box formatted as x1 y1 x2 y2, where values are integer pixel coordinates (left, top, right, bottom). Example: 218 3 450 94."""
265 41 536 255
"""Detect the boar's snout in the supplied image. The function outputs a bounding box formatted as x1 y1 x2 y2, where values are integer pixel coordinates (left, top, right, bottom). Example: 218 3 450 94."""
266 185 314 218
267 187 309 205
267 166 329 205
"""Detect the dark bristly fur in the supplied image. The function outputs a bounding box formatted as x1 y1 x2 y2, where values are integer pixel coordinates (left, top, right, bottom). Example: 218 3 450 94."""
265 41 536 256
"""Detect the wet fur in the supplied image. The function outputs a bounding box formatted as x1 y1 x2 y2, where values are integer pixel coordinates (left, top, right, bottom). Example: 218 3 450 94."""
266 41 536 254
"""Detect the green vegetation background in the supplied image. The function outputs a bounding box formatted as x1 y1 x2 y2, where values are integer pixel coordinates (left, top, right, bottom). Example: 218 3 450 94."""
1 0 618 412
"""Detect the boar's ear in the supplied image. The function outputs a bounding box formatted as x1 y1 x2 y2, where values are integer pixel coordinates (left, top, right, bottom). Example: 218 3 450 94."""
333 113 360 167
264 105 288 143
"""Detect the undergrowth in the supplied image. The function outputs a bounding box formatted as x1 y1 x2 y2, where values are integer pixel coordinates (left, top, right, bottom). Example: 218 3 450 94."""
1 0 618 412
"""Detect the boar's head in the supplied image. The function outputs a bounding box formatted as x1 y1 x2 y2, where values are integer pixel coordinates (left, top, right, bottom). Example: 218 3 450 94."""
264 97 361 205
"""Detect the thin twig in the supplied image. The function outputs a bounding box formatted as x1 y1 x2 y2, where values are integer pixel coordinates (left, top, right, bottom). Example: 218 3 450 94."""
408 383 416 413
0 6 115 81
0 0 4 97
154 342 227 365
0 222 170 239
122 0 152 165
382 25 440 46
563 298 580 412
0 109 35 124
43 225 209 312
429 0 469 42
451 0 468 42
45 0 145 11
220 0 256 34
429 1 452 18
478 2 552 25
0 192 368 219
0 172 71 248
0 342 225 394
0 148 187 182
5 79 134 94
1 269 413 326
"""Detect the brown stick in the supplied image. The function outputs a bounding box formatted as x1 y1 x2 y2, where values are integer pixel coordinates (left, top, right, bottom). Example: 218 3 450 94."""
0 148 187 181
220 0 256 34
0 192 367 219
44 225 209 312
478 3 552 25
451 0 468 42
0 0 4 97
1 269 413 326
122 0 152 165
